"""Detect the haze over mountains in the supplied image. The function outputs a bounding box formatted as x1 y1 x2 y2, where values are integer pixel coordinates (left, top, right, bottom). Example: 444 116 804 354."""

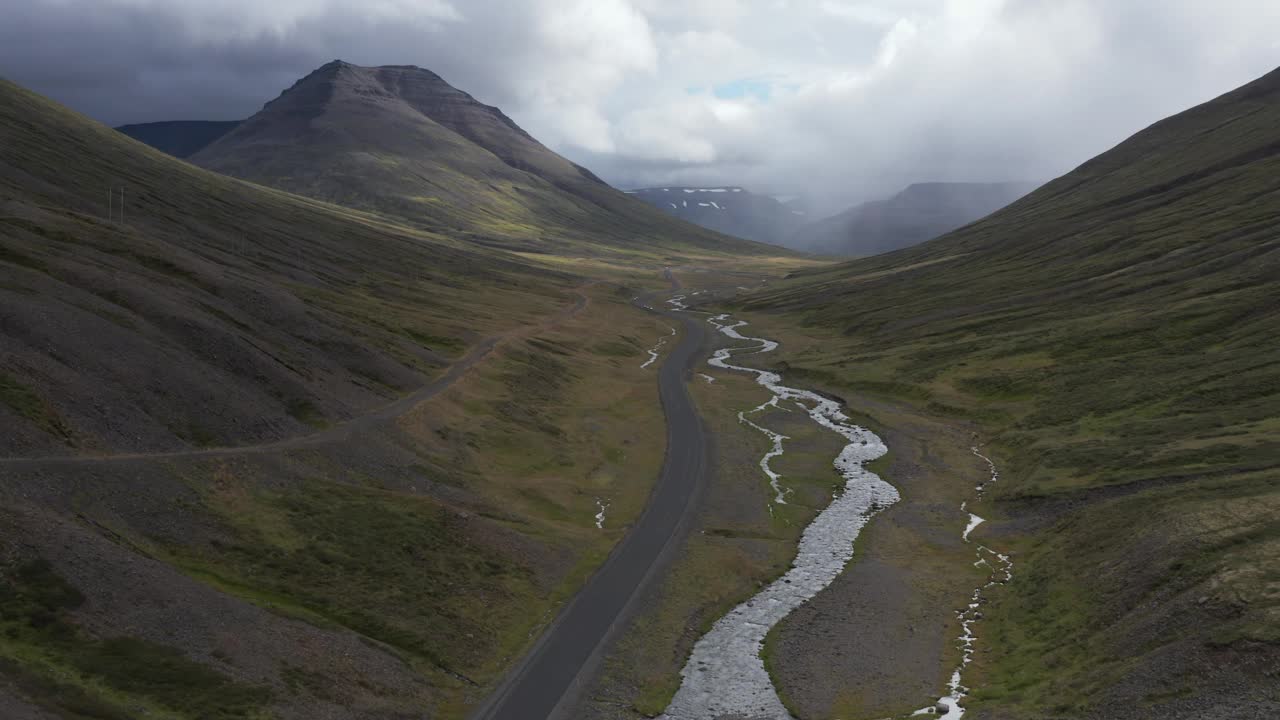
791 181 1038 256
624 186 805 246
628 181 1035 256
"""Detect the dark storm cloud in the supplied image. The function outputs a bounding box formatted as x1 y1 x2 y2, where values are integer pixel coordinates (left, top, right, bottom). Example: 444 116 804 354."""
3 0 1277 211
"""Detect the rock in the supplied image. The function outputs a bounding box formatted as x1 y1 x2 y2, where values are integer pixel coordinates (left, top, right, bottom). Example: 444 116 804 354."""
936 701 951 715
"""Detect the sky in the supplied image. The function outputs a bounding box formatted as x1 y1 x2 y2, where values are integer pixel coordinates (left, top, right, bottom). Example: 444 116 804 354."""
4 0 1279 210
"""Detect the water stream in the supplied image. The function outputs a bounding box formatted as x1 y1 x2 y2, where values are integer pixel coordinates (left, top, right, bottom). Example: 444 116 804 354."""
917 446 1014 717
654 295 1012 718
641 326 677 369
660 313 900 719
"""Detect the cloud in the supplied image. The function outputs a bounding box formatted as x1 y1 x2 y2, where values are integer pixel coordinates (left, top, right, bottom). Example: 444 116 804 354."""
3 0 1278 211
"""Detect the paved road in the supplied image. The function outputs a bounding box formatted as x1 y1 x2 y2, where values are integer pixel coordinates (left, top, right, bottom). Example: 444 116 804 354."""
471 273 710 720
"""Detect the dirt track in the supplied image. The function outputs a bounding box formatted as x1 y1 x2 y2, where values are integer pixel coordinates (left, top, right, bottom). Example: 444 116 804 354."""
0 285 592 469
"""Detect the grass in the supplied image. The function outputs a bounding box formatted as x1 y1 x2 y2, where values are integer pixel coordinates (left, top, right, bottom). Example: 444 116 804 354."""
0 372 73 442
740 67 1280 715
51 285 685 718
169 478 535 677
0 76 582 453
0 68 814 720
0 557 271 719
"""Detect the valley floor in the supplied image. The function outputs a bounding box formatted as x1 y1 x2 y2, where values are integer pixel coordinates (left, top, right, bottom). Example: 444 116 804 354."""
5 260 1276 720
0 277 689 719
577 271 985 720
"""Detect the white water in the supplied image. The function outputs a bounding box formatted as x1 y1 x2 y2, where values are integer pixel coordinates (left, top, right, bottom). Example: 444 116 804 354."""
698 373 716 384
595 499 610 529
739 395 793 507
641 326 677 369
917 445 1014 717
661 314 900 720
963 511 985 542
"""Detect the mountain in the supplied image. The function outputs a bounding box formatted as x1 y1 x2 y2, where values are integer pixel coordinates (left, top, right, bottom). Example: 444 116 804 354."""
0 78 574 457
625 186 806 245
116 120 241 158
190 61 762 256
0 75 798 720
792 181 1037 256
744 67 1280 716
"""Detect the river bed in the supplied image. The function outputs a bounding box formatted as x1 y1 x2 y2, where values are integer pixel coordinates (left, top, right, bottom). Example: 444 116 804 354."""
660 313 901 719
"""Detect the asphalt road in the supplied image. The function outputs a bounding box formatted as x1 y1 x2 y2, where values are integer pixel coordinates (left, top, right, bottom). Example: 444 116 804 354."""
471 276 710 720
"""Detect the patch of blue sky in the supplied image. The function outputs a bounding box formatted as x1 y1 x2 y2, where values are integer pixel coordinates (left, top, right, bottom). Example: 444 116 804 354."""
712 78 772 102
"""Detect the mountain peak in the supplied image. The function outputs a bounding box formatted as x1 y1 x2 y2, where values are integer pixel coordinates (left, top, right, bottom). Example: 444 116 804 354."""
189 60 734 252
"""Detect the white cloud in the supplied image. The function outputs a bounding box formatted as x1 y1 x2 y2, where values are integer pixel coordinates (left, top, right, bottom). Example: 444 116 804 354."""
4 0 1279 211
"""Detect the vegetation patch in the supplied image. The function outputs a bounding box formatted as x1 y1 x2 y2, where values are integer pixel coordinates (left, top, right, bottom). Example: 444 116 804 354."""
165 478 539 682
0 557 271 719
0 372 73 442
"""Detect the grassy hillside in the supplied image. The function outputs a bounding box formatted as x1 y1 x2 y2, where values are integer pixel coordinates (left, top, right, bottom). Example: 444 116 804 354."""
743 67 1280 716
0 76 581 456
191 61 770 258
0 76 787 719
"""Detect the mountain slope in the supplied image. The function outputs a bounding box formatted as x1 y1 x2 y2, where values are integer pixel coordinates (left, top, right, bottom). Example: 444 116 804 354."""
626 186 806 245
191 61 765 256
0 77 744 720
744 67 1280 716
116 120 241 158
0 76 571 456
792 181 1036 256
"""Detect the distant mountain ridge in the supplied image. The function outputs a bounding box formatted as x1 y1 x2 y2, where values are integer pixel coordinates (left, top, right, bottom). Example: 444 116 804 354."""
116 120 240 158
792 181 1038 256
626 186 805 245
627 181 1035 256
188 60 762 255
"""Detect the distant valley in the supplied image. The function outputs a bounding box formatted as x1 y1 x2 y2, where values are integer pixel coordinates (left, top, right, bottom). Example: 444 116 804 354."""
629 181 1036 257
624 185 805 245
